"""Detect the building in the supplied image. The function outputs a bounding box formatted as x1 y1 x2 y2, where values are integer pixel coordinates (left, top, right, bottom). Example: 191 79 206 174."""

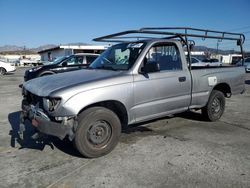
184 51 207 59
38 44 107 61
220 54 242 64
0 51 41 63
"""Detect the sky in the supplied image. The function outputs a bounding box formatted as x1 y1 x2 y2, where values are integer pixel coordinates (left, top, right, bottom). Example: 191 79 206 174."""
0 0 250 50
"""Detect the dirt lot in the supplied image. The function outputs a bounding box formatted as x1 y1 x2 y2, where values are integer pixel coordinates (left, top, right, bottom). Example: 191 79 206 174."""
0 68 250 188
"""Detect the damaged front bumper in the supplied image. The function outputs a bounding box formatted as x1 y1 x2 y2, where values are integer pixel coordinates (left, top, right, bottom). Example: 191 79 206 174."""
21 100 75 140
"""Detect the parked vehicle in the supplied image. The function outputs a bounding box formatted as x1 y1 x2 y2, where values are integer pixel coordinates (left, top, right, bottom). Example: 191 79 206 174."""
20 27 246 158
244 57 250 72
191 57 222 67
236 57 250 72
202 58 222 67
190 57 206 67
24 53 99 81
19 59 42 66
0 60 16 75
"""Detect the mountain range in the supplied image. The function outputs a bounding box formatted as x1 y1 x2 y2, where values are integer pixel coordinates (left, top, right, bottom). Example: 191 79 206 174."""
192 46 240 55
0 43 91 53
0 44 57 54
0 44 244 55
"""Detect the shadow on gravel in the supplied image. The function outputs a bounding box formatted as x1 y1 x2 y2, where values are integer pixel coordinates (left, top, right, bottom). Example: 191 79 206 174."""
3 72 15 76
245 80 250 85
123 125 153 134
8 111 82 157
123 110 207 135
177 111 206 122
122 115 172 134
7 110 206 157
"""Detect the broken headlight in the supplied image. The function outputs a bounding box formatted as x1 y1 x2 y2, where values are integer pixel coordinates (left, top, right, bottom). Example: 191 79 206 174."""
43 98 61 112
22 87 28 96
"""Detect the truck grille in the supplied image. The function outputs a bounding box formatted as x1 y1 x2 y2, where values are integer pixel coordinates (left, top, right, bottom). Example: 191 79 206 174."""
26 92 43 108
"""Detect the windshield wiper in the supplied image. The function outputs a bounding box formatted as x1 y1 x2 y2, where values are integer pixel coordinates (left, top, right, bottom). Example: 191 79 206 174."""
86 66 94 69
102 57 114 64
95 66 117 71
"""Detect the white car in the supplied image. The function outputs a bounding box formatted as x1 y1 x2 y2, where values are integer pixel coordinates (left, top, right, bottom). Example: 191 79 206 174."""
243 57 250 72
190 57 206 67
0 60 16 75
191 57 222 67
202 58 222 67
236 57 250 72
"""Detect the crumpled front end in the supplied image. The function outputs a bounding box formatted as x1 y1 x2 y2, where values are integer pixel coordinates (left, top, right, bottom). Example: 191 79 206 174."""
20 90 76 140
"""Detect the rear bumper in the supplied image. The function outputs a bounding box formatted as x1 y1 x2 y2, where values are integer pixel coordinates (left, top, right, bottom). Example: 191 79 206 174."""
21 100 74 140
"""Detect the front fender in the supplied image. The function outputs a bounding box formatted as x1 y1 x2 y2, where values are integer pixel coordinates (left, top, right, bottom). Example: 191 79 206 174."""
54 83 134 118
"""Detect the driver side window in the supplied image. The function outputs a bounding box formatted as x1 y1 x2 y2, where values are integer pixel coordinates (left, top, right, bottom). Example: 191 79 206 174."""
64 57 76 65
145 43 182 71
64 56 83 65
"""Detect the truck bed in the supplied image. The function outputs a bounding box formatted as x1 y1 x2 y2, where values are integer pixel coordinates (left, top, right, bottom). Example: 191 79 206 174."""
190 66 245 108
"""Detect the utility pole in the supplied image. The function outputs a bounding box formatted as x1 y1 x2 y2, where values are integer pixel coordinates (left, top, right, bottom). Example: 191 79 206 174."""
216 41 219 55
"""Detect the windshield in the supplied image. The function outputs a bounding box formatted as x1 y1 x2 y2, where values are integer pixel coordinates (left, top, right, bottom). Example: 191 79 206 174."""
89 42 146 71
45 56 69 65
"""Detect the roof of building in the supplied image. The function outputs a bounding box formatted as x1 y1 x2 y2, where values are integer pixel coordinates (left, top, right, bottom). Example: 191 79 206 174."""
38 44 107 53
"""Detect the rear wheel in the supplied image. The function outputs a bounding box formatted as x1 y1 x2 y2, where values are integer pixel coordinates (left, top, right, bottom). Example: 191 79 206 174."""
74 107 121 158
0 67 7 75
202 90 225 121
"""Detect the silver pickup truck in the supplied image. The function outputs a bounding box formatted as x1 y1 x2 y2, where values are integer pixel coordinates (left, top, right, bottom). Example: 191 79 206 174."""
20 27 246 158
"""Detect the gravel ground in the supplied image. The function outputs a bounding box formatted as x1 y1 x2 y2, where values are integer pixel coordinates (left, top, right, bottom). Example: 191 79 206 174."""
0 68 250 188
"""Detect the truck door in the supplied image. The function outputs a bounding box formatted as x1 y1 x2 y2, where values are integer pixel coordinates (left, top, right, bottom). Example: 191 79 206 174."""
133 42 192 122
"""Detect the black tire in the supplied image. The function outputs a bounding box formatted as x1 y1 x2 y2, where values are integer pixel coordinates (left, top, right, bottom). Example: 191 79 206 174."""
0 67 7 75
202 90 225 121
74 107 121 158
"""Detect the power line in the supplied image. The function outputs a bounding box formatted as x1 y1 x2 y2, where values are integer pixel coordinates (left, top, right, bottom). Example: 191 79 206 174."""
243 31 250 34
196 38 250 46
216 39 250 45
227 26 250 32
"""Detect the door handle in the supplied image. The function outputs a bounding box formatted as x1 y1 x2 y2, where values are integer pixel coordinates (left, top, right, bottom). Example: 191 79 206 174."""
178 76 186 82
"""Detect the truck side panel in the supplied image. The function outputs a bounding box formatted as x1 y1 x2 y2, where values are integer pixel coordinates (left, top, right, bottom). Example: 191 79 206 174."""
190 67 245 108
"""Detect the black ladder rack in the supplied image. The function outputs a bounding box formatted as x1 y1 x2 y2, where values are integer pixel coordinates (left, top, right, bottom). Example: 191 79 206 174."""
93 27 245 44
93 27 245 66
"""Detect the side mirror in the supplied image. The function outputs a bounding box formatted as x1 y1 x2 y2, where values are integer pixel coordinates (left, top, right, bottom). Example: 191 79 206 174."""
62 61 67 66
140 62 160 73
190 44 194 51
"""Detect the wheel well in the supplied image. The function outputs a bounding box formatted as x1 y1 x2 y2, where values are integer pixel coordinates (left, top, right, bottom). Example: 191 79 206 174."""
213 83 231 97
0 67 6 71
0 67 7 74
79 100 128 128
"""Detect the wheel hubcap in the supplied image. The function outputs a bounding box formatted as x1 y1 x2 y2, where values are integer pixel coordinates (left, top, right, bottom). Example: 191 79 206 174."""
88 120 111 147
211 97 221 114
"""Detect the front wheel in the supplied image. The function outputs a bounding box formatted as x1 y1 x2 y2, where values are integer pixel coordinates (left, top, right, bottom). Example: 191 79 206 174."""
202 90 225 121
74 107 121 158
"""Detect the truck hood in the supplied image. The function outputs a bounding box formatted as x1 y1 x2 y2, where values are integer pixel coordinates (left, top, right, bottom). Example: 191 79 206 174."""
23 69 122 97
